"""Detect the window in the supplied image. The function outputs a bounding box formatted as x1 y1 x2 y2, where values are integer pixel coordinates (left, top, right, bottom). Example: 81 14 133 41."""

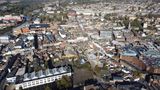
23 85 26 88
51 78 55 81
32 81 35 85
23 84 27 88
44 79 47 83
56 77 60 80
47 78 51 82
27 82 31 87
40 80 43 84
36 81 39 84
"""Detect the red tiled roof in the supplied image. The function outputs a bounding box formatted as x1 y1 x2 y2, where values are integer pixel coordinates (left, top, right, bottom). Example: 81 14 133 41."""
120 56 146 70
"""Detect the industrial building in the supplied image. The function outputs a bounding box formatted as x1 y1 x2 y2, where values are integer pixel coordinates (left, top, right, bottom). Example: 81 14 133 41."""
6 66 72 90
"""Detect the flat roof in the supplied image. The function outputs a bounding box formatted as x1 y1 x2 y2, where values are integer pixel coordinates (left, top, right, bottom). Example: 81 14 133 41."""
15 66 72 84
29 24 50 29
16 67 26 76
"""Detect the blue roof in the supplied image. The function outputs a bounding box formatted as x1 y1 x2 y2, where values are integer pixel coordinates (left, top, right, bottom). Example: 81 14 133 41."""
29 24 50 29
121 49 137 56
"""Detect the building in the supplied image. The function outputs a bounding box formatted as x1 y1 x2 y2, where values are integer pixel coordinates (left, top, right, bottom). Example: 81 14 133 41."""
6 66 72 90
0 35 10 43
99 30 113 40
33 18 41 24
12 22 30 35
110 75 123 83
29 24 50 32
0 15 22 22
144 50 160 58
115 81 146 90
83 84 99 90
120 56 146 71
67 10 77 19
147 67 160 75
120 49 138 57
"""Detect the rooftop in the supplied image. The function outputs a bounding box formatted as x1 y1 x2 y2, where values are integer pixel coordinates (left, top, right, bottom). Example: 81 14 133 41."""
29 24 50 29
15 66 72 84
121 49 138 57
120 56 146 71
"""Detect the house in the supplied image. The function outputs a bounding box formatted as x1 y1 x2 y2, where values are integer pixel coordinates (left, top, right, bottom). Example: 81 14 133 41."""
83 84 99 90
155 24 160 31
29 24 50 31
120 56 146 71
144 50 160 58
16 67 26 76
143 22 148 28
33 18 41 24
21 28 30 34
151 74 160 84
0 35 10 43
6 68 19 83
67 10 77 19
115 81 146 90
110 75 123 83
120 49 138 57
12 22 30 35
99 30 113 40
0 15 22 22
29 24 50 29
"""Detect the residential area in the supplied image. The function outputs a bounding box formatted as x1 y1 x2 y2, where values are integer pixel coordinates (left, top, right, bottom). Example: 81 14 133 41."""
0 0 160 90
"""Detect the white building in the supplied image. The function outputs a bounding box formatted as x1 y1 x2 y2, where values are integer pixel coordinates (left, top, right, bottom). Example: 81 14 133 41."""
33 18 41 24
0 35 10 43
6 66 72 90
0 15 22 21
99 30 113 40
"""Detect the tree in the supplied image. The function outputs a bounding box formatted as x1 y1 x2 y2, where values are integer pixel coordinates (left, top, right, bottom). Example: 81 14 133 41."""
94 13 98 17
34 66 41 72
44 61 48 69
99 12 102 17
131 19 143 31
94 65 100 75
56 76 72 90
133 71 142 78
112 6 116 10
44 85 51 90
131 6 135 12
123 16 130 29
104 14 111 20
19 86 23 90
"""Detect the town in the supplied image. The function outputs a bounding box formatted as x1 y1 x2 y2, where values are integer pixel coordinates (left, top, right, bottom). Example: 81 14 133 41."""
0 0 160 90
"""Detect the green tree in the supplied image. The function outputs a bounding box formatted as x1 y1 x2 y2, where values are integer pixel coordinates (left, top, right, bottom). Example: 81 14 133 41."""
131 19 143 31
34 66 41 72
133 71 142 78
104 14 111 20
44 61 48 69
44 85 51 90
94 65 100 75
99 12 102 17
112 6 116 10
131 19 141 27
123 16 130 29
56 76 72 90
